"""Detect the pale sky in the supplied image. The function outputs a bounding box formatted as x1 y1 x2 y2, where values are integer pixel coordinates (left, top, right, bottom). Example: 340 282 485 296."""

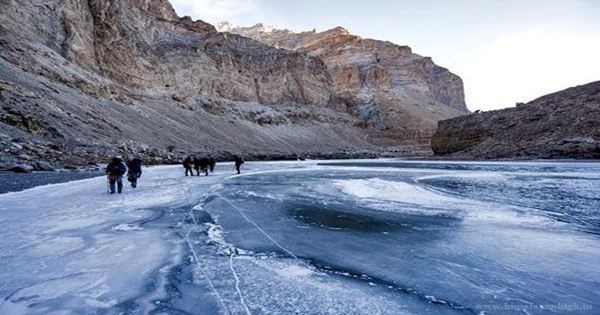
170 0 600 111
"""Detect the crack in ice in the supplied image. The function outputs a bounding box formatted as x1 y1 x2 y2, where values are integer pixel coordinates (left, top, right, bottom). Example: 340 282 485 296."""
185 209 230 314
219 196 312 270
229 253 252 315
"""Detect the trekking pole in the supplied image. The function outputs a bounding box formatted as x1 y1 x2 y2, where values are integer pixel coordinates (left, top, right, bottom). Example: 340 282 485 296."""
106 176 110 194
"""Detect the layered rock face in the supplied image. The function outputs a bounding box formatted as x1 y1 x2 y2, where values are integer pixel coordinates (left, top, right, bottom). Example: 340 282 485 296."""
218 23 469 139
0 0 468 168
0 0 374 166
432 81 600 159
0 0 331 105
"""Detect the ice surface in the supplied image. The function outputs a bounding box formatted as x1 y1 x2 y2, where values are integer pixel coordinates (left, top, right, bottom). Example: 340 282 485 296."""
1 160 599 314
0 164 241 314
334 178 460 205
332 177 468 217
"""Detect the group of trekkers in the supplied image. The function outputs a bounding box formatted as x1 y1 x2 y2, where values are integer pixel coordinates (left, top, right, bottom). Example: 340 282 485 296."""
182 155 244 176
105 155 245 194
183 156 216 176
105 156 142 194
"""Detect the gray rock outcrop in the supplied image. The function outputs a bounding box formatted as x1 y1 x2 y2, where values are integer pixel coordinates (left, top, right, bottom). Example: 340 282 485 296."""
431 81 600 159
218 23 469 139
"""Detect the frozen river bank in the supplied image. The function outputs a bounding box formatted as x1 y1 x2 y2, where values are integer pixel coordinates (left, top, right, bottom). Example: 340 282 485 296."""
0 160 599 314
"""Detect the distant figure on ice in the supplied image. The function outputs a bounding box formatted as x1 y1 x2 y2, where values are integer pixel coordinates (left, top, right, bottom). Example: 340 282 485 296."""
234 155 244 174
183 156 194 176
193 156 201 176
126 157 143 188
106 157 127 194
200 156 210 176
208 156 216 172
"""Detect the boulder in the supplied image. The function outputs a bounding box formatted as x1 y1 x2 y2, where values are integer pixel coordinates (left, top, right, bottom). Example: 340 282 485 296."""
7 163 34 173
33 161 55 171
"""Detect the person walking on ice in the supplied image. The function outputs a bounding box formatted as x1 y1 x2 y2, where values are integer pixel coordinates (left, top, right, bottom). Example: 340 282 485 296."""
183 156 194 176
106 156 127 194
208 156 216 173
234 155 244 174
193 156 201 176
200 156 210 176
126 157 143 188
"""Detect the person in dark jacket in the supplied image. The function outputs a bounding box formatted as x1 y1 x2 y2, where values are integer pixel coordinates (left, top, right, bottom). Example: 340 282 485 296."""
200 157 210 176
234 155 244 174
106 157 127 194
183 156 194 176
193 157 201 176
126 157 143 188
208 157 216 173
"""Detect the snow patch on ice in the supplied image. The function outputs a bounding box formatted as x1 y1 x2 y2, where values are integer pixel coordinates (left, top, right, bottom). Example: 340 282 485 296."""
112 223 142 231
205 222 233 254
275 264 314 279
205 222 252 256
332 177 556 226
334 178 458 205
332 178 467 216
242 190 282 201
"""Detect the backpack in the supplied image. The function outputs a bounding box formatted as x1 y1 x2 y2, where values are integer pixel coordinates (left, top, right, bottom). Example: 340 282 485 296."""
107 162 125 176
128 159 142 173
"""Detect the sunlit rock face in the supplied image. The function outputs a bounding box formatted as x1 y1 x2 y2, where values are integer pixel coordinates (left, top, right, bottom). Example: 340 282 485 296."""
432 81 600 159
0 0 376 166
0 0 332 105
220 23 469 138
0 0 470 167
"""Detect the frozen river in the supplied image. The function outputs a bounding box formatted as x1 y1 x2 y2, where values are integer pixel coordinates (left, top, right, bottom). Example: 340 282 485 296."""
0 160 599 314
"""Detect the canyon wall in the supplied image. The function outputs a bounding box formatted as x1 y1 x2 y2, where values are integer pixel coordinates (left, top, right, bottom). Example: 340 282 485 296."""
0 0 468 168
219 23 469 139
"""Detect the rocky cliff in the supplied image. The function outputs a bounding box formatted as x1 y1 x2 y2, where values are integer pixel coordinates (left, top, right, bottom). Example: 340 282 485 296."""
0 0 333 105
431 81 600 159
0 0 467 169
218 23 469 139
0 0 367 168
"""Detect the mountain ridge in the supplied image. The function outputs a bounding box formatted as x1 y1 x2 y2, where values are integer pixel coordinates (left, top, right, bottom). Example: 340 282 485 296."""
0 0 467 169
219 22 469 138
